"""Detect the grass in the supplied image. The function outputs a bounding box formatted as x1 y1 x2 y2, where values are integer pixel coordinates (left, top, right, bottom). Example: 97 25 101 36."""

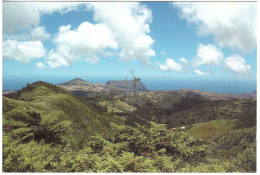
187 119 243 140
3 82 124 145
99 99 136 114
168 98 256 129
3 97 30 113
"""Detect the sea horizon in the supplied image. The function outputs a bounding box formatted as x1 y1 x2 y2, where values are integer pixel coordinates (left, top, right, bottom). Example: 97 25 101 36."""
3 76 256 95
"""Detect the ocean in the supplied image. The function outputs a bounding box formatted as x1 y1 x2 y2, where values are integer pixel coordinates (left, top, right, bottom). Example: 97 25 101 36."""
2 76 257 95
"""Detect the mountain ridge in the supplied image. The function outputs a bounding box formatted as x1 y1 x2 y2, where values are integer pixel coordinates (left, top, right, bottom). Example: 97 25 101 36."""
57 77 147 92
4 79 256 101
3 81 123 146
106 79 147 91
57 78 125 92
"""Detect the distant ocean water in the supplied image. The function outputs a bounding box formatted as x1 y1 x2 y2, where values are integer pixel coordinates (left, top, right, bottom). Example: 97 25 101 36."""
142 79 256 94
2 77 257 95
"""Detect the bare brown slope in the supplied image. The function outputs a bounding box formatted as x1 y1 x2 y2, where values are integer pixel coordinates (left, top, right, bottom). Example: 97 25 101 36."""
57 78 125 92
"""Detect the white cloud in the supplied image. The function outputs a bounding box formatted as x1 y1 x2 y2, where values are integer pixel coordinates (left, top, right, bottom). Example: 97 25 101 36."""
102 51 118 58
36 62 47 69
3 2 40 33
180 57 188 64
43 22 117 68
30 26 51 40
172 2 256 52
193 69 210 76
55 22 118 54
45 50 70 69
5 26 51 41
88 2 155 66
157 58 183 72
3 40 46 63
39 2 155 68
4 2 155 68
193 44 223 67
3 2 86 34
85 56 100 64
225 55 251 77
37 2 84 14
3 2 81 66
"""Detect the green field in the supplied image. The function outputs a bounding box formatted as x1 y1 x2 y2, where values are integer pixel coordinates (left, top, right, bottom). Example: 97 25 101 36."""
187 119 243 139
99 99 136 114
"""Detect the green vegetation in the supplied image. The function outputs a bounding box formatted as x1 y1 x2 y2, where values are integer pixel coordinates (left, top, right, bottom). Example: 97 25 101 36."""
2 81 256 172
3 82 123 148
99 100 136 114
167 99 256 128
3 119 255 172
187 119 243 139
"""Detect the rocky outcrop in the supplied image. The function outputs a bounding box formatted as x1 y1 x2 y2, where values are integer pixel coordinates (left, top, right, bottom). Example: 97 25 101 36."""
106 79 147 91
57 78 124 92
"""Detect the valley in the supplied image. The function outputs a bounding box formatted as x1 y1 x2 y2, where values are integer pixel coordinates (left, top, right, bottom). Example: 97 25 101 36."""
2 78 256 172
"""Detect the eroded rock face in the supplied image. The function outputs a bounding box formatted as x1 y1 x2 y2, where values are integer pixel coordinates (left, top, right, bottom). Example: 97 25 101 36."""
57 78 124 92
106 80 147 91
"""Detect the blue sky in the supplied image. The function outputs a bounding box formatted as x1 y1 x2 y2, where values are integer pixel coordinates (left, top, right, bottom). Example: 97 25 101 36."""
2 2 257 85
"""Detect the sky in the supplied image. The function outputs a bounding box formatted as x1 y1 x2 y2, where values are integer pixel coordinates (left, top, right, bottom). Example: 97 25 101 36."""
2 2 257 84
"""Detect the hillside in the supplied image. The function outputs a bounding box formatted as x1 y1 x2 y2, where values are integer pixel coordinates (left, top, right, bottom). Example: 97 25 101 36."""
3 81 123 148
2 81 256 172
73 87 255 107
57 78 124 92
69 88 256 128
106 79 147 91
179 89 256 100
166 98 256 128
79 89 256 130
56 78 148 99
186 119 243 139
28 78 254 101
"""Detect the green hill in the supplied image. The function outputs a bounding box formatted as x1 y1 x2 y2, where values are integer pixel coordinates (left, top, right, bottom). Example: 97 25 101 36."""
3 81 123 148
2 81 256 172
167 98 256 128
187 119 243 140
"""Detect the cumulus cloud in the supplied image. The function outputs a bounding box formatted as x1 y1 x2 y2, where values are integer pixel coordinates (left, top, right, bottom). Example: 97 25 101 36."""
55 22 118 54
157 58 183 72
36 62 47 69
172 2 256 53
102 51 118 58
193 44 223 67
42 22 117 68
180 57 188 64
3 2 86 34
225 55 251 77
45 50 70 69
191 44 251 77
3 2 155 68
5 26 51 41
193 69 210 76
88 2 155 66
3 40 46 63
38 2 155 68
30 26 51 40
85 56 100 64
3 2 84 67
